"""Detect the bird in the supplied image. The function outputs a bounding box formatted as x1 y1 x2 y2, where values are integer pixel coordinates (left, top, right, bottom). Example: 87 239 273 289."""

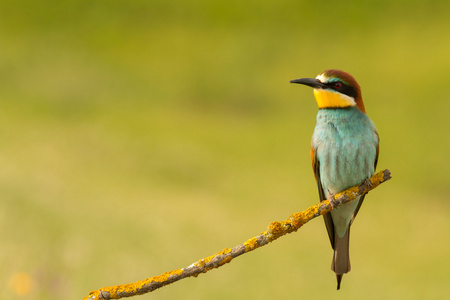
290 70 379 290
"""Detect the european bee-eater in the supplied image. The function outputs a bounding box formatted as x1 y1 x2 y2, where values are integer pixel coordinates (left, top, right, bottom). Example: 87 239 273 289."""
290 70 379 290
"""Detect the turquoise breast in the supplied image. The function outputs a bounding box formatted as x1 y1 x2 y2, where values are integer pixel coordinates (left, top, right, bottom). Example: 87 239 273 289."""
312 107 378 237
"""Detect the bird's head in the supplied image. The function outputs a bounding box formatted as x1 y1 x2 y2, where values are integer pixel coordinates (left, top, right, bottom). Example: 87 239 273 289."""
290 69 365 113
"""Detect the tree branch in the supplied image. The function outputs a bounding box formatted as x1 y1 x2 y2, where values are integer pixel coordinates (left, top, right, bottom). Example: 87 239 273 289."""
83 169 391 300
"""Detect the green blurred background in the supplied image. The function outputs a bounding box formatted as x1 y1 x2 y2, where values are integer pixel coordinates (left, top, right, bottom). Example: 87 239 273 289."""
1 0 449 299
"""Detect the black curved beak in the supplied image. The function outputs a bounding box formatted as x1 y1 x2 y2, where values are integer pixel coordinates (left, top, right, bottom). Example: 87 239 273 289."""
289 78 326 89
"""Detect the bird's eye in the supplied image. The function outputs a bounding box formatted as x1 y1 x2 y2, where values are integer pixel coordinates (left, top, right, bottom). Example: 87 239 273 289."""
334 82 342 88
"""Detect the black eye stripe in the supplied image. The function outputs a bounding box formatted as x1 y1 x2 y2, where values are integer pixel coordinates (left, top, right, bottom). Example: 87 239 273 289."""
326 81 357 98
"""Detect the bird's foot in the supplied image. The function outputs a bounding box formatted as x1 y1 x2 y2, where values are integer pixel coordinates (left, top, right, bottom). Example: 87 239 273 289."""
364 177 372 187
327 191 339 208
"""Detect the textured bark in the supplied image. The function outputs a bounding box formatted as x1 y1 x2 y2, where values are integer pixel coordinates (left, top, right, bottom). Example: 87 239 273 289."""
83 169 391 300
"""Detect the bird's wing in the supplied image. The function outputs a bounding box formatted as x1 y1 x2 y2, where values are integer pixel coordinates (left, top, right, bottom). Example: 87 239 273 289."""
311 145 335 248
351 133 380 224
374 133 380 170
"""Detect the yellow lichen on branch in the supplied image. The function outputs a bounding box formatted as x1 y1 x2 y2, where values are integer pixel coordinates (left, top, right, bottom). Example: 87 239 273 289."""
83 169 391 300
244 237 259 251
150 269 184 283
194 248 233 271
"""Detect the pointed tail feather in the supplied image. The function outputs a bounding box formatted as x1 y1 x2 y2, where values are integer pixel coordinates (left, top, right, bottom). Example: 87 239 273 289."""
332 228 351 289
336 274 343 290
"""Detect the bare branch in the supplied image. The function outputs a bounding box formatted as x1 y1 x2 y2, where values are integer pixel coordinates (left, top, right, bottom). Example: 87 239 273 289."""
83 169 391 300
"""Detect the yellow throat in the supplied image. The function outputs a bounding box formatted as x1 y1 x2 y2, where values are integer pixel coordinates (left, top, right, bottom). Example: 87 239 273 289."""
313 89 356 109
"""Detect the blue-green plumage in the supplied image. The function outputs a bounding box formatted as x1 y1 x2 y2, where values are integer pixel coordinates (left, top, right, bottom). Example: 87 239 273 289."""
312 107 378 237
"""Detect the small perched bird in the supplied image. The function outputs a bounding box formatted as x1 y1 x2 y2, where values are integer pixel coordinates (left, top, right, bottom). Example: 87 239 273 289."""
290 70 379 290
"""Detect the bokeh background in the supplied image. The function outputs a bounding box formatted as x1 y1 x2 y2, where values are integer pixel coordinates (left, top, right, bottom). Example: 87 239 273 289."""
1 1 449 299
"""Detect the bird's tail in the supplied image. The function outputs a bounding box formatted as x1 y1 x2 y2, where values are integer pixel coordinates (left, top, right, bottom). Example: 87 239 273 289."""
332 227 351 290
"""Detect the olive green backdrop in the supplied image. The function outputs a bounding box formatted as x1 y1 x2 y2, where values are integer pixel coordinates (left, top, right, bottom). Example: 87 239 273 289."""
1 1 449 299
